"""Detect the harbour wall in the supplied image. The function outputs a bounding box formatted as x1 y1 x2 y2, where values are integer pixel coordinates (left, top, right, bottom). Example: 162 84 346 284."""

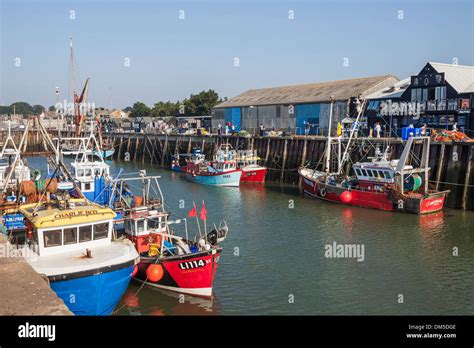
0 235 72 315
2 130 473 211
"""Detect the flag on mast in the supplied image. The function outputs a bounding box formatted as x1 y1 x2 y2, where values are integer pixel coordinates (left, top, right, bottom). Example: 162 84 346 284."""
200 202 207 221
188 206 197 217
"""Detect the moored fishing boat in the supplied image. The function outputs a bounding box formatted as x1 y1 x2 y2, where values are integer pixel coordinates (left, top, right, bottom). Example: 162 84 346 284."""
298 98 449 214
186 148 241 187
112 174 228 298
213 144 267 183
17 195 139 315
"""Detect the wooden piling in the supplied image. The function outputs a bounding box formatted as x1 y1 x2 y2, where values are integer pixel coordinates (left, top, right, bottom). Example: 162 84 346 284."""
435 143 445 191
462 145 473 210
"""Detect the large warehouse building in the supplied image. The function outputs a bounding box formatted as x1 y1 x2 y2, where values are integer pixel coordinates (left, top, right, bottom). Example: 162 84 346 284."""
212 75 398 135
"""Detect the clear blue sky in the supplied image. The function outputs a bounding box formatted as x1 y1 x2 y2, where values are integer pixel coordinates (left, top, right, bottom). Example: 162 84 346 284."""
1 0 473 109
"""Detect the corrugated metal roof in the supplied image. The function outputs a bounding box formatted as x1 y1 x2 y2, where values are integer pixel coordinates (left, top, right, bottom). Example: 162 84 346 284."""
365 77 411 100
215 75 399 108
430 62 474 93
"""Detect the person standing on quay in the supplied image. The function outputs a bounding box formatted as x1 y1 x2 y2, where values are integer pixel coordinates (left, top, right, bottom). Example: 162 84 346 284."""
374 122 381 138
421 123 427 136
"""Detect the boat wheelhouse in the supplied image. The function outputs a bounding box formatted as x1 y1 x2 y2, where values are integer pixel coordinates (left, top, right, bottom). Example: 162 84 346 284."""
55 132 111 204
18 198 139 315
171 148 206 173
0 122 31 192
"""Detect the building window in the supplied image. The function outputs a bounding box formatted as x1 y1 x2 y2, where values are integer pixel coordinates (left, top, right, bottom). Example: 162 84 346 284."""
435 86 446 100
44 229 62 247
79 225 92 242
64 227 77 245
422 89 428 101
93 222 109 240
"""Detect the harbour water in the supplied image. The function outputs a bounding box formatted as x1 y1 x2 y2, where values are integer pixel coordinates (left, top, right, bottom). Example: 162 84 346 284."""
30 158 474 315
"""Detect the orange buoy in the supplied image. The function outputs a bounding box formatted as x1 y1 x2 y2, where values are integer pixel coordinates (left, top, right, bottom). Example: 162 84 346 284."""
340 191 352 203
146 264 164 282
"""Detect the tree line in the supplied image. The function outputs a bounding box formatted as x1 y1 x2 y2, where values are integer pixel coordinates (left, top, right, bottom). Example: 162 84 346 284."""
128 89 222 118
0 89 224 117
0 102 46 115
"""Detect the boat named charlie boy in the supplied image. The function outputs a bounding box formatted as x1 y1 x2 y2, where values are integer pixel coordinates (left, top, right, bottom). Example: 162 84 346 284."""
18 195 139 315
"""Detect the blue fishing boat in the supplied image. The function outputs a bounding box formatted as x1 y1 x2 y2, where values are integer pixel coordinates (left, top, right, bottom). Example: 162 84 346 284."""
18 197 139 316
186 152 242 187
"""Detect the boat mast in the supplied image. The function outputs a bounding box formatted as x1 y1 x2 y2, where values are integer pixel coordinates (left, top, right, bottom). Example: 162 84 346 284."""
325 96 334 174
337 96 367 175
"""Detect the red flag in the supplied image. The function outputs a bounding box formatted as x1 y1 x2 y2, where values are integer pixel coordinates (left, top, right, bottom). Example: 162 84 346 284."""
188 206 197 217
200 202 207 221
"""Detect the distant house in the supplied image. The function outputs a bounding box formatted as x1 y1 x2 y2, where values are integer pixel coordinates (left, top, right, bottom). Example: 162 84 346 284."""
212 75 398 135
109 109 128 118
95 108 110 119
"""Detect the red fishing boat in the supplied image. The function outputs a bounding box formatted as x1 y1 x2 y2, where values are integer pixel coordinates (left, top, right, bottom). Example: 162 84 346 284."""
298 98 449 214
114 174 228 298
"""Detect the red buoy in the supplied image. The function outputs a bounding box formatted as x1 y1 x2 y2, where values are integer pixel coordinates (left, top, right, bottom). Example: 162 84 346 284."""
131 265 138 278
146 264 164 282
340 191 352 203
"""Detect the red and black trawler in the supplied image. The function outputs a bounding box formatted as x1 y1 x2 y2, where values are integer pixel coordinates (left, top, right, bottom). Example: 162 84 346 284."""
113 173 228 298
298 99 449 214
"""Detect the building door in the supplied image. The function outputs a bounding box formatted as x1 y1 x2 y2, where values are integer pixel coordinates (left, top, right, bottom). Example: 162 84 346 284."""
224 108 241 132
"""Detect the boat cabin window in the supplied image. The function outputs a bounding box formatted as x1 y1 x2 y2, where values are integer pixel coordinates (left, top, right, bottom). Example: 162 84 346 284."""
148 218 160 229
84 182 91 191
64 227 78 244
85 169 92 176
77 169 84 177
136 220 145 233
125 220 133 233
79 225 92 242
93 222 109 240
355 168 361 176
361 169 368 176
384 171 393 179
44 229 62 248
